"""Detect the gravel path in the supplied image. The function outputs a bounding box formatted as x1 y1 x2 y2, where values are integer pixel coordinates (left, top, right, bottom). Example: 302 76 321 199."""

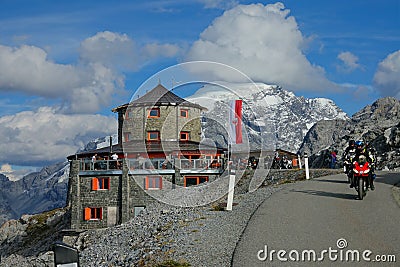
76 185 282 267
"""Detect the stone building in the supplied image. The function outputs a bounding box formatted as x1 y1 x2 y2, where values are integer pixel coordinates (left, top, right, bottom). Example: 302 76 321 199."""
66 84 226 230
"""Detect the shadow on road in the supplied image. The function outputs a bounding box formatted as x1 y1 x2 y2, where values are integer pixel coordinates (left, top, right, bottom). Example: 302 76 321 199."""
291 189 356 200
317 179 349 184
374 172 400 186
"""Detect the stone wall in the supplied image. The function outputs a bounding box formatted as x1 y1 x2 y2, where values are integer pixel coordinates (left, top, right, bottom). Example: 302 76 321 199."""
76 174 121 230
122 105 202 142
68 160 124 230
68 159 221 230
68 160 80 230
235 168 343 194
123 106 148 141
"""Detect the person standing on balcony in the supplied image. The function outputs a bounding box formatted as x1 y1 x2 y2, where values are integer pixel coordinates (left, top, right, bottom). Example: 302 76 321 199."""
92 154 98 170
138 154 146 169
111 153 119 169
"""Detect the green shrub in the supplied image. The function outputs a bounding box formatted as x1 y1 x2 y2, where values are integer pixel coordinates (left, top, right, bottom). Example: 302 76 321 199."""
155 259 191 267
211 204 225 211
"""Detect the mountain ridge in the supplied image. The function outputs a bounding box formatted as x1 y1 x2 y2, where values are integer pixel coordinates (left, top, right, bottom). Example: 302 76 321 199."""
191 82 348 152
299 96 400 169
0 135 118 226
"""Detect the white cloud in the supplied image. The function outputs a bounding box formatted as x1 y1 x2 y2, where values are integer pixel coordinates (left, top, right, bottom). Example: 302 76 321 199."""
143 43 180 59
0 31 181 114
0 164 35 181
0 44 123 113
80 31 180 71
198 0 238 9
337 51 362 72
79 31 139 71
0 163 12 173
184 3 338 91
373 50 400 98
0 107 117 166
0 31 183 167
67 62 124 113
0 45 82 97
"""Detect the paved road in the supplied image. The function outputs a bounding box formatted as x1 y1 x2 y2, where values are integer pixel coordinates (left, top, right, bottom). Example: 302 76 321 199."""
232 172 400 266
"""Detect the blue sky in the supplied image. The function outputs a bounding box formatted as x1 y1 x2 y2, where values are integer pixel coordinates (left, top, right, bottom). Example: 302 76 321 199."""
0 0 399 171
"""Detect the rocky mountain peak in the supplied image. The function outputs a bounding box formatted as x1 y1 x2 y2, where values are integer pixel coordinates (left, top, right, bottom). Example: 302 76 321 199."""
191 82 348 152
352 96 400 123
299 97 400 169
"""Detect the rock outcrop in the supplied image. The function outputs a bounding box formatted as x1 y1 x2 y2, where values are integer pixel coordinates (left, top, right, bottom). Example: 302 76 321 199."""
299 97 400 169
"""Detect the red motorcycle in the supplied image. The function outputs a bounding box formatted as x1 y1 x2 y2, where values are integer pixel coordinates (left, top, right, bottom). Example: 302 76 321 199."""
352 155 370 200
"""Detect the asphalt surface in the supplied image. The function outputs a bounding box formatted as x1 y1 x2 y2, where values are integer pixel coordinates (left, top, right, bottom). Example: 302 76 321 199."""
232 172 400 267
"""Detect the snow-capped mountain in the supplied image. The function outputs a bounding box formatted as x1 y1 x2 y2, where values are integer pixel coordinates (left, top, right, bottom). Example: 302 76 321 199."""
0 134 117 226
0 162 69 226
189 82 348 152
78 133 118 152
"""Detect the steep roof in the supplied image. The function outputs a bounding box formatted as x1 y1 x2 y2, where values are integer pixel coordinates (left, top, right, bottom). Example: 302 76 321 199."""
112 84 206 112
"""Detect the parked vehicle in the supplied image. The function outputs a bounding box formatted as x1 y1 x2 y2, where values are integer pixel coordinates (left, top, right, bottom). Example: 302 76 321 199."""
281 155 292 169
248 156 259 169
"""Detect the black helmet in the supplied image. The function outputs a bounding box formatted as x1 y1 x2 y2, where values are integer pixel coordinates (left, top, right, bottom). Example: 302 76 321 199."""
349 140 355 146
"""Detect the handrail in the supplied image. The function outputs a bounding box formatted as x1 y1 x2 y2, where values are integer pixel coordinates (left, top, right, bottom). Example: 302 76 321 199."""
79 159 123 171
126 158 223 171
78 158 224 171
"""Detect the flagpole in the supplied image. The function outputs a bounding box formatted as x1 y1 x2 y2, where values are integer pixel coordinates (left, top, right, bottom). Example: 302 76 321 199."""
226 100 235 211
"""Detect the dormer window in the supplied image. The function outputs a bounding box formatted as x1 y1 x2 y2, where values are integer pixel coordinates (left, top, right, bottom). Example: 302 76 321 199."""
180 109 188 118
180 131 189 141
148 131 160 141
148 108 160 118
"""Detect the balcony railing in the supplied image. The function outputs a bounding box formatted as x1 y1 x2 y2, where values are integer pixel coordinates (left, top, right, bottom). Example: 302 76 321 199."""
79 159 123 171
78 158 224 172
126 158 223 171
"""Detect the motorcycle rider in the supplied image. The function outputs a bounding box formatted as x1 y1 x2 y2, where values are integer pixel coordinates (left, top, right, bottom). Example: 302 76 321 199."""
343 140 356 173
343 140 357 187
354 140 375 190
365 141 377 184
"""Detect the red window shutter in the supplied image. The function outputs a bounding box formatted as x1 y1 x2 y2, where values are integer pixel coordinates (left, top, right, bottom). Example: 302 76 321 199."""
99 208 103 220
92 178 99 191
84 208 91 220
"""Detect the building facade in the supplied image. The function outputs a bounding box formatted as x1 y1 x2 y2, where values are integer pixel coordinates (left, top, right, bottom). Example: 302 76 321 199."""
67 84 226 230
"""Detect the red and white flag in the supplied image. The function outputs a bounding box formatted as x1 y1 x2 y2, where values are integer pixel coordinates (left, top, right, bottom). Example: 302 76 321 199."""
228 99 243 144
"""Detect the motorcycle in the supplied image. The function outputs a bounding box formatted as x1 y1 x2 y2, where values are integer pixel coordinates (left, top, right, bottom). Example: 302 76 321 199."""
281 156 293 169
272 155 281 169
247 156 259 169
352 155 370 200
